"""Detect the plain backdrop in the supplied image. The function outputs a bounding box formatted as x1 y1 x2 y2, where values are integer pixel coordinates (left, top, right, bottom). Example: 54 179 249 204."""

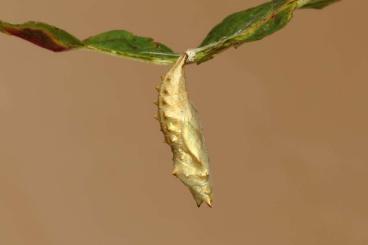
0 1 367 245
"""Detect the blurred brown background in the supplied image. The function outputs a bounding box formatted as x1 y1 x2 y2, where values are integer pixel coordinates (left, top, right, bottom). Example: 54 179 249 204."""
0 1 367 244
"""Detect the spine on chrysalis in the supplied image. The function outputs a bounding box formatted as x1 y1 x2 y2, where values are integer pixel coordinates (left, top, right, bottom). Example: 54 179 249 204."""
156 54 213 207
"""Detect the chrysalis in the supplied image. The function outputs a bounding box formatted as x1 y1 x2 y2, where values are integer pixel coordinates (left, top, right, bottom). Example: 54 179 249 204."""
156 54 213 207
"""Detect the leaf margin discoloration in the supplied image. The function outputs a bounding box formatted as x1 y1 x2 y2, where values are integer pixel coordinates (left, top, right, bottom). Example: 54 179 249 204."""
0 20 83 52
0 20 179 64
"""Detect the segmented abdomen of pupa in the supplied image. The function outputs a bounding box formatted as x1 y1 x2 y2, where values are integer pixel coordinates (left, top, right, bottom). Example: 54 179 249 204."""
156 54 213 207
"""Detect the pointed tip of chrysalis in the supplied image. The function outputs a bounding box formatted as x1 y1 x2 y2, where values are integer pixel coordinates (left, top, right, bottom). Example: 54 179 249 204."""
205 197 213 208
196 200 203 208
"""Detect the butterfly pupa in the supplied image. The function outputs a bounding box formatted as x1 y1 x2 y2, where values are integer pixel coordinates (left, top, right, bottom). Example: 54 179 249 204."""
156 54 213 207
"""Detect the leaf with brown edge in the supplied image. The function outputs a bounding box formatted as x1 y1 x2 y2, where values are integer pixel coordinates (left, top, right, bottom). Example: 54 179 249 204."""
0 20 179 64
187 0 298 64
0 20 83 52
187 0 340 64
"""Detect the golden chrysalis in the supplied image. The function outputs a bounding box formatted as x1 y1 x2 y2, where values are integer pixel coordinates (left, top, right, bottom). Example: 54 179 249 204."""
156 54 213 207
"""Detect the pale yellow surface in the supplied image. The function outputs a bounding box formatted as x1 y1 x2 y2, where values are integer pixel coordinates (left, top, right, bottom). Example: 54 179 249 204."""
157 55 212 207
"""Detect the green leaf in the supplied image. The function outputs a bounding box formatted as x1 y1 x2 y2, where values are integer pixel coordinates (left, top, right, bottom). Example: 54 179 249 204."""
188 0 339 64
0 20 179 65
0 20 83 51
0 0 340 65
84 30 179 65
189 0 297 63
299 0 341 9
